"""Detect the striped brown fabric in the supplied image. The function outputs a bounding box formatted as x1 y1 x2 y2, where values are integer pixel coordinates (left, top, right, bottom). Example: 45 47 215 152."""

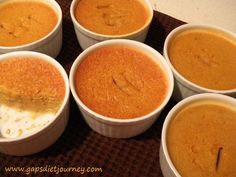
0 0 185 176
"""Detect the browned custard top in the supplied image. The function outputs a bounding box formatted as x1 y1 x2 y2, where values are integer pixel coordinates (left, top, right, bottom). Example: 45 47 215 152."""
169 28 236 90
0 0 58 47
75 0 149 35
0 57 65 113
75 46 168 119
167 100 236 177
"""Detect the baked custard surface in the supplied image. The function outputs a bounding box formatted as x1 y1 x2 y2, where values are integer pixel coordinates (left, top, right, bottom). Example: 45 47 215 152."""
75 46 168 119
0 57 65 113
169 29 236 90
75 0 149 35
167 100 236 177
0 0 58 47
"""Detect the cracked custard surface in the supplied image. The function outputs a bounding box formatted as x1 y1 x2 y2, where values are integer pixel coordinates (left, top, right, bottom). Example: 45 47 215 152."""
167 100 236 177
75 0 149 35
75 46 168 119
0 0 58 47
0 57 65 114
168 28 236 90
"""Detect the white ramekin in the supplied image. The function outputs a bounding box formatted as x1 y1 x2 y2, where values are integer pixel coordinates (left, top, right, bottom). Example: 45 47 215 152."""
70 0 153 50
70 39 174 138
0 0 62 58
163 24 236 101
160 93 236 177
0 51 70 156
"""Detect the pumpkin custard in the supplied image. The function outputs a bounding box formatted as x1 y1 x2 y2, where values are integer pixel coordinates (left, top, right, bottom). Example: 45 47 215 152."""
0 0 58 47
167 100 236 177
0 57 65 138
75 0 149 35
75 46 168 119
168 28 236 90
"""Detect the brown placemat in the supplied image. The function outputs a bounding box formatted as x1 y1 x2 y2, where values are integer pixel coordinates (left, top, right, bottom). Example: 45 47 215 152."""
0 1 185 176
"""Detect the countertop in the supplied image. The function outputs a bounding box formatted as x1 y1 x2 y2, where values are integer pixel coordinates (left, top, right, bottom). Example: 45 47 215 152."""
152 0 236 33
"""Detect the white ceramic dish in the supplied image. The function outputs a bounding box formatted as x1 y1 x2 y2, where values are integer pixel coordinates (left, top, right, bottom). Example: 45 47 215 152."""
0 0 62 58
160 93 236 177
159 93 236 177
163 24 236 101
70 39 174 138
70 0 153 50
0 51 70 156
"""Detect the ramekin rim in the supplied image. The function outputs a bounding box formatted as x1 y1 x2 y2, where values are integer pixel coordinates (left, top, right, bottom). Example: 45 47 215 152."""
69 39 174 125
161 93 236 177
0 0 63 50
70 0 154 39
163 23 236 94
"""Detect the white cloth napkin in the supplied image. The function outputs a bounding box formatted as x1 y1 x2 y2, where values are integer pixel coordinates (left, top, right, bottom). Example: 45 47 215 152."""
151 0 236 34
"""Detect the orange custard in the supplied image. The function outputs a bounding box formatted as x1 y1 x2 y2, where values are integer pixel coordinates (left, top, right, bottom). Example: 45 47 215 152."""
0 57 65 113
75 0 149 35
167 100 236 177
0 0 58 47
75 46 168 119
169 28 236 90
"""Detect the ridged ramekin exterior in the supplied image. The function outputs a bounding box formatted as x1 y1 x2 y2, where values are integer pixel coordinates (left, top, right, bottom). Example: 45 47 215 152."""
79 106 160 138
70 39 174 138
72 24 150 50
160 143 177 177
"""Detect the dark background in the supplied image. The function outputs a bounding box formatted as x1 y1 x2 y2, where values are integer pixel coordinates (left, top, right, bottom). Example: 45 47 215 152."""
0 0 184 176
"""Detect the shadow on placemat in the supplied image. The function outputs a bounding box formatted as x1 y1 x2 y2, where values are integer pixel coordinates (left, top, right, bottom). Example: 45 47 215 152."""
145 11 185 54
